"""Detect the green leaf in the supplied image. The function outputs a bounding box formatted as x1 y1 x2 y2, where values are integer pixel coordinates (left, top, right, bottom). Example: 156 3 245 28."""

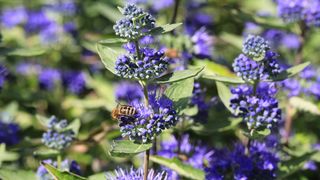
278 151 316 179
271 62 310 82
96 40 126 75
195 60 235 77
95 2 122 22
109 140 153 157
0 169 36 180
33 149 60 158
289 96 320 115
242 128 271 139
41 162 87 180
149 23 182 35
192 118 242 134
155 66 204 84
7 47 46 56
88 173 106 180
180 106 198 116
164 78 194 113
36 114 50 127
150 155 205 180
0 144 19 167
216 82 234 113
202 74 245 84
220 33 242 49
66 119 81 135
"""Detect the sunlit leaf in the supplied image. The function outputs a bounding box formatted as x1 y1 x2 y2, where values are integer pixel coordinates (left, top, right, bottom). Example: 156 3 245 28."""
0 169 36 180
109 140 152 157
155 66 204 84
149 23 183 35
216 82 233 113
289 96 320 115
270 62 310 82
41 162 87 180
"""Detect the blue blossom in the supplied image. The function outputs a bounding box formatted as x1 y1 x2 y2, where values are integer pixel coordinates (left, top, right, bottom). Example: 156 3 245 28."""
37 159 80 180
152 0 174 11
305 1 320 27
38 68 61 90
282 78 302 97
115 81 144 103
16 62 42 75
118 92 178 143
158 134 213 179
42 116 75 150
0 119 20 146
25 10 52 33
185 12 213 35
115 47 168 80
205 140 279 180
230 83 281 130
105 167 167 180
39 22 60 44
1 6 26 28
242 35 270 61
191 27 214 59
276 0 305 23
62 71 86 94
114 4 156 40
281 33 300 49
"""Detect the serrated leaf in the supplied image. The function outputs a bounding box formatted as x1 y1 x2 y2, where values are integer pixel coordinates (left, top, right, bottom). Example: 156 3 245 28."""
109 140 152 157
149 23 182 35
216 82 233 113
0 144 19 167
0 169 36 180
33 149 60 158
202 74 245 84
289 96 320 115
7 47 46 56
155 66 204 84
164 78 194 113
96 41 126 75
271 62 310 82
278 151 316 179
150 155 205 180
41 162 87 180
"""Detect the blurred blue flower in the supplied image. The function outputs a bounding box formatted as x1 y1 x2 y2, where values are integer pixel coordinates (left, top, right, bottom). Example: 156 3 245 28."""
62 71 86 94
276 0 305 23
1 6 26 28
185 12 213 35
42 116 75 150
38 68 61 90
0 120 20 146
115 81 144 103
158 134 213 179
40 22 60 44
152 0 174 11
191 27 214 59
16 62 42 75
37 159 81 180
105 167 167 180
25 10 52 33
0 65 8 89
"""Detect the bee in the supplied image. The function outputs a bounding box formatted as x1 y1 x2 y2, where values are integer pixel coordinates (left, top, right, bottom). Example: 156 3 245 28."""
111 104 137 120
165 48 180 58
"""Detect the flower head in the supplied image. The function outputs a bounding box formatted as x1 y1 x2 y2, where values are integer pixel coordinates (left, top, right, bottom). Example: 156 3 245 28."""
115 81 144 103
113 4 155 40
243 35 270 61
106 167 167 180
230 83 281 130
276 0 305 23
0 119 20 146
42 116 75 150
191 27 214 59
118 93 178 143
1 6 26 28
38 68 61 90
62 71 86 94
115 47 168 80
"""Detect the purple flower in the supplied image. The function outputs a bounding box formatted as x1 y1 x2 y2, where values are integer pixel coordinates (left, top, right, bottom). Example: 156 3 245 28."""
24 10 52 33
1 6 26 28
38 68 61 90
62 71 86 94
0 119 19 146
158 134 213 179
191 27 214 59
152 0 174 11
16 62 42 75
115 81 144 103
40 22 60 44
185 12 213 35
276 0 305 23
281 33 300 49
0 65 8 89
106 167 167 180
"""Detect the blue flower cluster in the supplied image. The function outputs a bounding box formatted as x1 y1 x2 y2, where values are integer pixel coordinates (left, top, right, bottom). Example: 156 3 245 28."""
233 35 282 82
205 139 279 180
113 4 155 40
276 0 320 27
282 66 320 99
62 71 86 94
118 93 178 143
106 167 167 180
191 27 214 59
0 119 20 146
230 83 281 130
42 116 75 150
115 47 169 80
37 159 80 180
158 134 213 179
115 81 144 103
242 35 270 61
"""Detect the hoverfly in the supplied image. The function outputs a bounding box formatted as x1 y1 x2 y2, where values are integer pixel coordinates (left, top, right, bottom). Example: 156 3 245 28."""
111 103 137 120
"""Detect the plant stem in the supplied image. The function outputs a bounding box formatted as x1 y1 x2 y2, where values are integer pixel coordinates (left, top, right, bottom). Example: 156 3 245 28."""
245 138 251 156
134 40 141 60
143 149 150 180
294 22 307 65
57 154 61 169
170 0 181 34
